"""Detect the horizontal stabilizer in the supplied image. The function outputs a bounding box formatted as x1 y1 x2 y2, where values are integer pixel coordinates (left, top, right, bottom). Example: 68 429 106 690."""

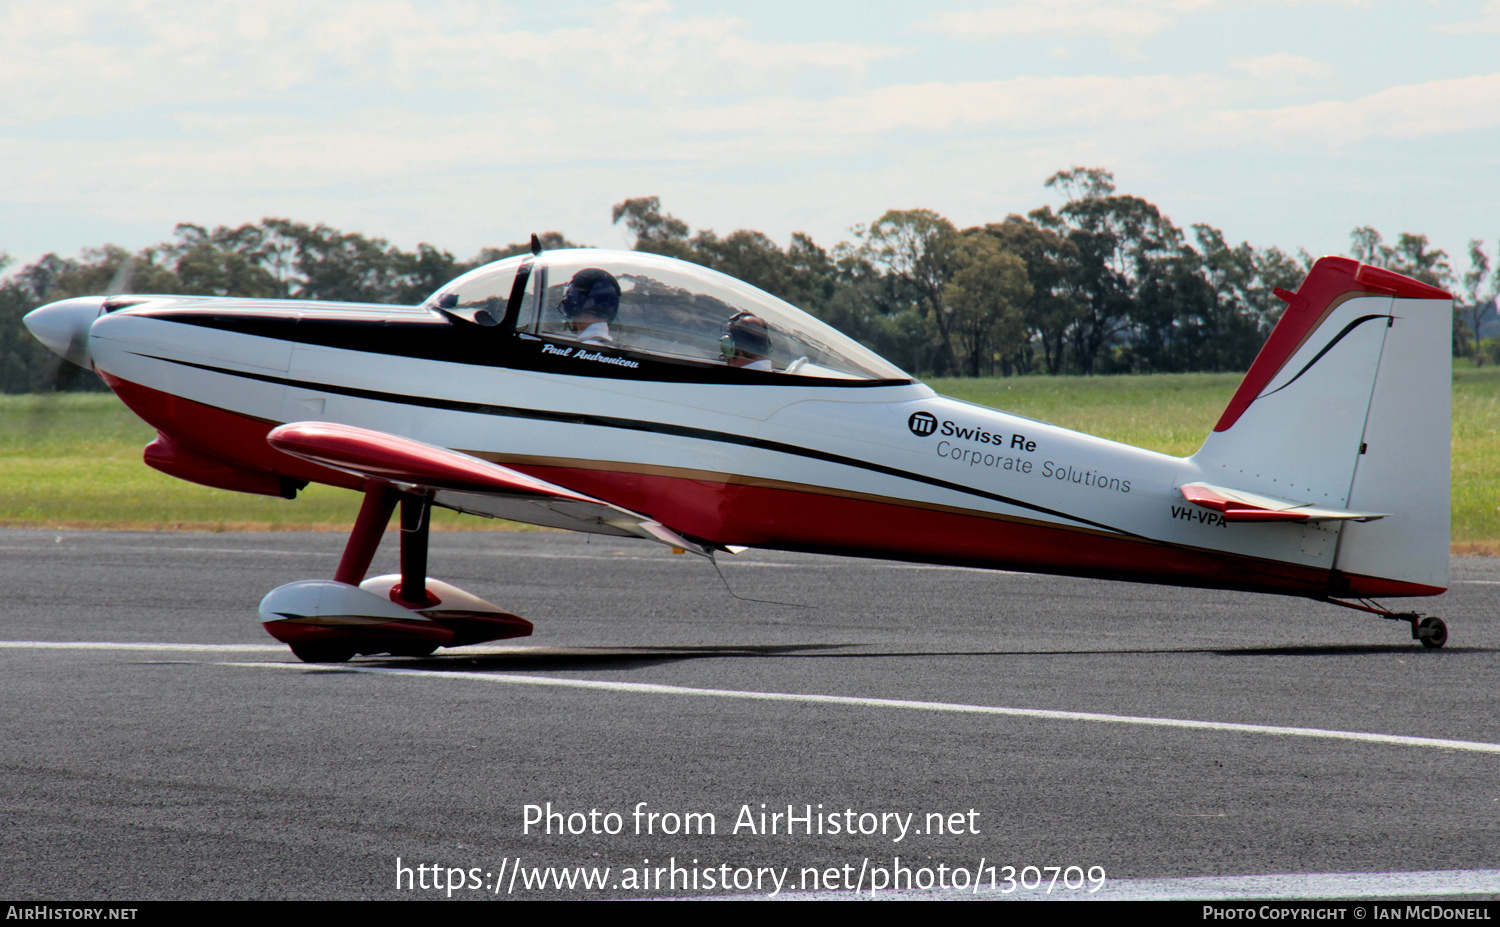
266 421 716 556
1179 482 1387 523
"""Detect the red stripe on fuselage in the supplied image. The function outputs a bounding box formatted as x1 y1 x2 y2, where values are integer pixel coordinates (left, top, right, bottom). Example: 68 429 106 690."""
510 464 1439 599
99 373 1442 601
100 372 363 491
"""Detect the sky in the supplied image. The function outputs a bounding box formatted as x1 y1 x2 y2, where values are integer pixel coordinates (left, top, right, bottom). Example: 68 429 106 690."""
3 0 1500 282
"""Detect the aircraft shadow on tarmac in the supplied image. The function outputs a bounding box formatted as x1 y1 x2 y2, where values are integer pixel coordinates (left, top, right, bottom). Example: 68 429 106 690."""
372 643 855 672
341 641 1487 673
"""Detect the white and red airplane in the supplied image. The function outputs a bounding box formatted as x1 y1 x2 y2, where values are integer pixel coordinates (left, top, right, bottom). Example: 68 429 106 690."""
24 243 1454 660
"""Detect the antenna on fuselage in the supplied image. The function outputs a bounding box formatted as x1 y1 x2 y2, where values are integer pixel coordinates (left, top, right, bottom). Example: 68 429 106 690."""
529 233 542 255
708 553 814 610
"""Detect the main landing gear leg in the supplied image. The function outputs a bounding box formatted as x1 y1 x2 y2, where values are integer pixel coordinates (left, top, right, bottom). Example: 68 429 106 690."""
393 493 439 608
258 481 533 663
334 480 399 586
1324 597 1448 649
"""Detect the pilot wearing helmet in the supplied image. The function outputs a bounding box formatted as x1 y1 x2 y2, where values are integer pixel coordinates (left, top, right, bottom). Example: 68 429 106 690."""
721 312 774 371
558 268 621 346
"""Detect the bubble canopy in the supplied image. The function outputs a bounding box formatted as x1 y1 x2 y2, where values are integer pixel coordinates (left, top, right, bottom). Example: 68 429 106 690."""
426 249 911 382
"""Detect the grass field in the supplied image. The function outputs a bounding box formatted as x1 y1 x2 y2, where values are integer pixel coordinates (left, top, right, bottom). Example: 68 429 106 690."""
3 370 1497 547
0 393 483 532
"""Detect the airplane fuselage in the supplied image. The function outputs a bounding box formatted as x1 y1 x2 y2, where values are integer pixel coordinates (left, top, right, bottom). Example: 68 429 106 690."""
84 293 1432 601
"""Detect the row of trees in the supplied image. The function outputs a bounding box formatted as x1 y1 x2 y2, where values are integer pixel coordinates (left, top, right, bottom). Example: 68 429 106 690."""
617 169 1491 378
3 168 1494 391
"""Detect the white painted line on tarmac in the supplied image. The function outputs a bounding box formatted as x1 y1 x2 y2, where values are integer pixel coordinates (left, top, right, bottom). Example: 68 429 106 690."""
229 661 1500 755
706 868 1500 901
1075 868 1500 901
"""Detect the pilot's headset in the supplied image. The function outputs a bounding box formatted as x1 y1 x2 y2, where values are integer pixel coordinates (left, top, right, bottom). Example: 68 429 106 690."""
720 311 771 361
558 268 621 321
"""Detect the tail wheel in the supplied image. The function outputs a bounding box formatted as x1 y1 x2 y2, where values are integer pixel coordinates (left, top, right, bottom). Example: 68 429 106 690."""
1417 616 1448 650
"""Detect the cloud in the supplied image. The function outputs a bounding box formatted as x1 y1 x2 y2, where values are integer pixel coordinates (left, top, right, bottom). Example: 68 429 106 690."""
0 0 899 125
1433 0 1500 34
0 0 1489 267
1227 53 1336 96
918 1 1210 39
28 64 1493 218
1205 73 1500 146
1229 54 1334 82
0 69 1241 239
917 0 1371 41
680 75 1230 142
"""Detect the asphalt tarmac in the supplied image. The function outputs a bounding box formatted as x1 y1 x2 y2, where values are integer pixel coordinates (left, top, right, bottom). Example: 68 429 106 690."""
2 528 1498 901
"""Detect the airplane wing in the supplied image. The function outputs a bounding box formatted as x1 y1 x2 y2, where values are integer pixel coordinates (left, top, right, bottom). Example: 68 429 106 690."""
1178 482 1388 523
266 421 719 556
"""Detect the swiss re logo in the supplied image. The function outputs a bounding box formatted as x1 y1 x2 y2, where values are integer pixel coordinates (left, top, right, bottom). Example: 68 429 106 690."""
908 411 938 436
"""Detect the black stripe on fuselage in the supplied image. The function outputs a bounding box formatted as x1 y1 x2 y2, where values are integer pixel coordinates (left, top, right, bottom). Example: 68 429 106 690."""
139 353 1137 538
147 309 911 388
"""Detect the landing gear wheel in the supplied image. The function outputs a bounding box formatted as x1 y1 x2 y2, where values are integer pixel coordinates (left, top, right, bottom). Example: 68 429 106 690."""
289 644 356 664
1417 616 1448 650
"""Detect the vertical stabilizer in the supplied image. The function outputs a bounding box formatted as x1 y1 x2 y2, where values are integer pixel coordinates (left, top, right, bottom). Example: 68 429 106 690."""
1192 256 1451 592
